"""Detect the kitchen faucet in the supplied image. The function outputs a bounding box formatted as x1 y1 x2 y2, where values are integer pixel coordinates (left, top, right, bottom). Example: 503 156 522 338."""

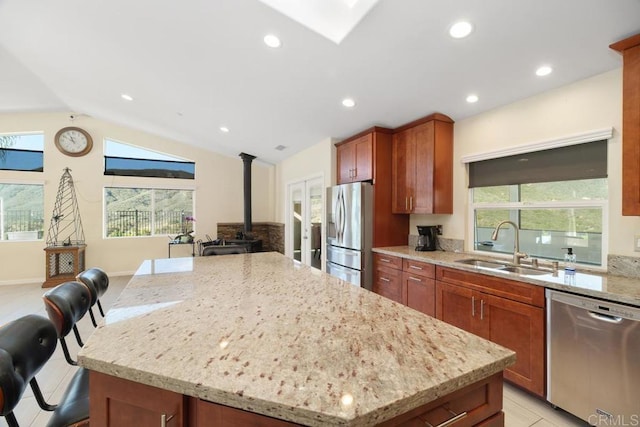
491 220 528 265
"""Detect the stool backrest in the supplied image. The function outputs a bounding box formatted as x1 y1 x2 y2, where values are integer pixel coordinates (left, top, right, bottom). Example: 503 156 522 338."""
0 315 57 417
76 268 109 300
43 281 91 339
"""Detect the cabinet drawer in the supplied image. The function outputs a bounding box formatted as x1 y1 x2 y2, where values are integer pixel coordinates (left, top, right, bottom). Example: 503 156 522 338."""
374 266 403 303
402 259 435 278
436 266 545 308
374 253 403 270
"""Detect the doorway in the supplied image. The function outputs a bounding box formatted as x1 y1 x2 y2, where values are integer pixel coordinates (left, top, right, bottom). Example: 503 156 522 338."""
287 176 324 269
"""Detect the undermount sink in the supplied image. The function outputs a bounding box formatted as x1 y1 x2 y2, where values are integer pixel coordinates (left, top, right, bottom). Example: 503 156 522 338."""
497 266 550 276
455 258 551 276
455 258 508 269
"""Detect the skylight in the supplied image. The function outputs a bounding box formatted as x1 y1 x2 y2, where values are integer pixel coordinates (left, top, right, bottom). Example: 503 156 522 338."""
257 0 381 44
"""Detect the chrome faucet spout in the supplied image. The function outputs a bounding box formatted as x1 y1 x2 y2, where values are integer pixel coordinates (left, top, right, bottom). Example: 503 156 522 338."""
491 220 528 265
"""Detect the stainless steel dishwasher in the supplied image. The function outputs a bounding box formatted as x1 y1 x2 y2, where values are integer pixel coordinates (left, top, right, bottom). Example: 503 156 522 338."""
547 289 640 425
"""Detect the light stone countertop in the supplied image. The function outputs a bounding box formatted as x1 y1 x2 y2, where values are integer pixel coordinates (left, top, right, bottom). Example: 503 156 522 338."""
373 246 640 307
78 252 515 426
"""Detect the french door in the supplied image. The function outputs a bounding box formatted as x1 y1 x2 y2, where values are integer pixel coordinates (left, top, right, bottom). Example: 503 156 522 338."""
287 176 324 269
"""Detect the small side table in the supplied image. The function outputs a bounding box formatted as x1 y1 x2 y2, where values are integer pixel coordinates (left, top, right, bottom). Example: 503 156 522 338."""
43 244 87 288
168 241 195 258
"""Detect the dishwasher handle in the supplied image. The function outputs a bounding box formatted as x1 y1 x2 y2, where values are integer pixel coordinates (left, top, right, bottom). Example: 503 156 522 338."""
588 311 623 324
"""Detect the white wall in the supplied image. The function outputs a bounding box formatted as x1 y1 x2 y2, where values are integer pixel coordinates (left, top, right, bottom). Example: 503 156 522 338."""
0 112 275 284
274 137 335 223
411 68 640 257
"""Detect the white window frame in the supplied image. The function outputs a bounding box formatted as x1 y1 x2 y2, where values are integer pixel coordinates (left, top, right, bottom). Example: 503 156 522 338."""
462 128 613 270
468 193 608 269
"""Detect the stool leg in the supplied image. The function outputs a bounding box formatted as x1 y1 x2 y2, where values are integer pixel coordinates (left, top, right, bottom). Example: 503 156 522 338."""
60 338 78 366
5 412 20 427
88 307 97 327
29 378 57 411
72 325 84 347
97 299 105 317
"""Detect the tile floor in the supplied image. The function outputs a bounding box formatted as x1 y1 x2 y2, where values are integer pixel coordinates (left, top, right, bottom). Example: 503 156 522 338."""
0 277 587 427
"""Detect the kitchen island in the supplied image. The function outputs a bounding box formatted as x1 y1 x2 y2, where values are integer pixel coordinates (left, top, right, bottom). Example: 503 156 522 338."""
78 252 515 426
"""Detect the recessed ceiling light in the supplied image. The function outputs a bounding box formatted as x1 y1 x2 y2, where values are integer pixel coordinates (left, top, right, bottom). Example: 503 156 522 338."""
220 126 230 133
342 98 356 108
466 94 479 103
264 34 282 48
449 21 473 39
121 93 133 101
536 65 553 76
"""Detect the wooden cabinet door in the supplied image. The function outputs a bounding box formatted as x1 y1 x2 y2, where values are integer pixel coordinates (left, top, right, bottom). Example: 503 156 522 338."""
336 142 355 184
90 371 186 427
403 272 435 317
353 134 373 181
391 128 414 213
479 294 545 397
412 121 435 213
435 282 474 333
374 265 403 303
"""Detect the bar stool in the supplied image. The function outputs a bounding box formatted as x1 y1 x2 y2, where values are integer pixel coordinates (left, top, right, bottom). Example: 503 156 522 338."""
0 314 89 427
43 281 91 366
76 268 109 327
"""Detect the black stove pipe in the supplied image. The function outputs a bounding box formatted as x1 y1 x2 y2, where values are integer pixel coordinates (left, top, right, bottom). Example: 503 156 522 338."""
239 152 256 234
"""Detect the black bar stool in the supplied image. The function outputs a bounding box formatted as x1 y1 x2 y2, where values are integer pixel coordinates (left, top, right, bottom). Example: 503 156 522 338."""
0 314 89 427
76 268 109 327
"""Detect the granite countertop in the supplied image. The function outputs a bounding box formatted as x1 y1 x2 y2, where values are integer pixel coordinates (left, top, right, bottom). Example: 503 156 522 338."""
373 246 640 307
78 252 515 426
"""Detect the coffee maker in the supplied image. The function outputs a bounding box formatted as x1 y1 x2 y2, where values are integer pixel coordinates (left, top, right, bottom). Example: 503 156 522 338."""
416 225 438 251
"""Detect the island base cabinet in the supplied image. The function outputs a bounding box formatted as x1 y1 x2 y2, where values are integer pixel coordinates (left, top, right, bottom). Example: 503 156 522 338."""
381 372 504 427
90 371 187 427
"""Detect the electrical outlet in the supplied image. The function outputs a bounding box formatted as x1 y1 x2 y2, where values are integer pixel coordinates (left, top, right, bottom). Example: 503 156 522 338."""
436 225 443 235
635 235 640 252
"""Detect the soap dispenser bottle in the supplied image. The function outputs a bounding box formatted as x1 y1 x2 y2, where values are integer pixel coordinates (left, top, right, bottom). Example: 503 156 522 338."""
563 247 576 273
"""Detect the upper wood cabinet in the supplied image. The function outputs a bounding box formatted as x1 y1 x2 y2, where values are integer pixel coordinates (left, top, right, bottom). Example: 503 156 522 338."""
336 132 374 183
611 33 640 215
391 113 454 214
334 127 409 247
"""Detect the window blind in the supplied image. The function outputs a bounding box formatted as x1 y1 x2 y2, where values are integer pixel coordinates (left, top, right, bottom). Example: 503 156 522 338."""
468 140 607 188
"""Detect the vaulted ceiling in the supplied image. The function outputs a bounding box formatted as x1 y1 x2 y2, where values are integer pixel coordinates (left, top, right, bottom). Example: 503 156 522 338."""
1 0 639 163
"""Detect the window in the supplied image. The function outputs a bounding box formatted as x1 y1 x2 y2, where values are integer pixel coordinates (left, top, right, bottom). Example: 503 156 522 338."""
0 133 44 172
468 140 607 266
105 187 194 238
0 183 44 241
104 139 194 179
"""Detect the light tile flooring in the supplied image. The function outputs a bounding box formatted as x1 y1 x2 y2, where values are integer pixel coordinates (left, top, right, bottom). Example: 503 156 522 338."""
0 278 587 427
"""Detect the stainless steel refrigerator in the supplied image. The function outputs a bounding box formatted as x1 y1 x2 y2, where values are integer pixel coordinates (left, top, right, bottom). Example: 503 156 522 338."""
325 182 373 289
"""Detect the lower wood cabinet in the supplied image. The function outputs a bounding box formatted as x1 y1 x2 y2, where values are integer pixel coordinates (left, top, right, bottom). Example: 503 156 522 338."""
435 267 545 397
379 372 504 427
373 253 435 316
90 370 505 426
90 371 187 427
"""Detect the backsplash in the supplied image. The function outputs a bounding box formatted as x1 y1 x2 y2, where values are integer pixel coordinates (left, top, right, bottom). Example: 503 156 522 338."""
608 254 640 279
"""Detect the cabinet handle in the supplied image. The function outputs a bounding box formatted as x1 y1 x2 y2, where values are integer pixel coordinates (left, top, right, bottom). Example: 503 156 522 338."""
409 265 423 270
161 414 174 427
424 410 468 427
471 296 475 317
380 277 390 282
408 276 422 282
379 258 391 263
353 167 357 177
410 196 413 211
405 197 408 210
480 299 485 320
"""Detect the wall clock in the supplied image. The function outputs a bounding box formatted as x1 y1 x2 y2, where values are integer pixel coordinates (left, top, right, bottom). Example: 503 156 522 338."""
54 127 93 157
